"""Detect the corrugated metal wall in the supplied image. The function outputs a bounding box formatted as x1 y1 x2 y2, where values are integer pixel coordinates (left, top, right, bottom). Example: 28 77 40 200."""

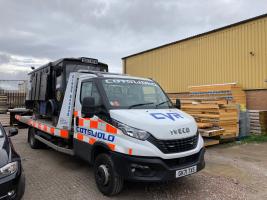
123 16 267 93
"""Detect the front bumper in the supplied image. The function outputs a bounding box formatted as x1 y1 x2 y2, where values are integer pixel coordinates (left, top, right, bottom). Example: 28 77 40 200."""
111 147 205 182
0 169 25 200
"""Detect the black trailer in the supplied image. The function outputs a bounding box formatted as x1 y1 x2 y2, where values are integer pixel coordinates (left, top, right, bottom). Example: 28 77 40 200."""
26 57 108 123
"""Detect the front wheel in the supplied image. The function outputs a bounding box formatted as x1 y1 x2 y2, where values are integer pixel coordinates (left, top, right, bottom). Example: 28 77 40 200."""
94 154 124 196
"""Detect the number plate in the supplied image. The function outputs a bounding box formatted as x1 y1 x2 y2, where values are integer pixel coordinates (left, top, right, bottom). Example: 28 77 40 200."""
175 166 197 178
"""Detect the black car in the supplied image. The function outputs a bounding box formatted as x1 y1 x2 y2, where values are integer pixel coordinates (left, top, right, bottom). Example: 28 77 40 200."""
0 124 25 200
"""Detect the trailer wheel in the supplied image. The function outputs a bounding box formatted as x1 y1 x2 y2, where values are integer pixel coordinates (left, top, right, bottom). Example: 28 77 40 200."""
94 154 124 196
28 128 42 149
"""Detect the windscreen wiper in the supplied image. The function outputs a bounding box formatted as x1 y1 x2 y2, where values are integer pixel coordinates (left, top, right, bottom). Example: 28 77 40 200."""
128 102 154 109
155 100 171 107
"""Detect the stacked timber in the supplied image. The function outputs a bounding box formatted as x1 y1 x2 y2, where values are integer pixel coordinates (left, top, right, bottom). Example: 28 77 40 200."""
249 110 267 135
189 83 246 109
178 83 245 146
0 114 10 126
0 95 8 114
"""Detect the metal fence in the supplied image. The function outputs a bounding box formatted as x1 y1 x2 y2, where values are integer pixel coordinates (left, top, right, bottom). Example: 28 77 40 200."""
0 80 27 109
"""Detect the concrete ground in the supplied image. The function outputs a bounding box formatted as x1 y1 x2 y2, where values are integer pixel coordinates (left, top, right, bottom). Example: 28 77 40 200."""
9 128 267 200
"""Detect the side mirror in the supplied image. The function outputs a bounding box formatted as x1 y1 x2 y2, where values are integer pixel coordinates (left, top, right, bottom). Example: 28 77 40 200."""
175 99 181 109
8 128 18 137
81 97 96 118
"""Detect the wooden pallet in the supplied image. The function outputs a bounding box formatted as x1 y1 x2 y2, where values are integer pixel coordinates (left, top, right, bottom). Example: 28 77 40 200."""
204 138 220 147
0 114 10 126
248 110 267 135
199 127 224 137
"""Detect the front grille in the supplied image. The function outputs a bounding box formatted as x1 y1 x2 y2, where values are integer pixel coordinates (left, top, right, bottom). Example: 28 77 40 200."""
163 150 201 168
147 134 198 154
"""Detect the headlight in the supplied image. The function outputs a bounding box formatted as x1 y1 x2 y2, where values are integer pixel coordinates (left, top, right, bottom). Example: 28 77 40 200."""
113 120 150 141
0 162 18 178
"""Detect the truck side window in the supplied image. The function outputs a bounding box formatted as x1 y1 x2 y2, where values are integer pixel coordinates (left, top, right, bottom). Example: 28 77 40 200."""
81 82 101 105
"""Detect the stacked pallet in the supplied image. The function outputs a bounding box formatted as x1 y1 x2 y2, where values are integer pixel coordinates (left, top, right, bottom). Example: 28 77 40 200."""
0 95 8 114
178 83 245 146
0 114 10 126
249 110 267 135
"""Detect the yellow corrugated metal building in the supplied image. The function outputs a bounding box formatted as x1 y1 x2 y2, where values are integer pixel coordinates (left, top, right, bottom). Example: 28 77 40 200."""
122 14 267 109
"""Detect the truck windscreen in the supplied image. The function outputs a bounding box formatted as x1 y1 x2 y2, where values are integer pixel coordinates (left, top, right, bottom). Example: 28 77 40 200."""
101 78 173 109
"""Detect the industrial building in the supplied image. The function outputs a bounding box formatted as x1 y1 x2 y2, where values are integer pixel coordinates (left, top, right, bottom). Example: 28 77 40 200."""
122 14 267 110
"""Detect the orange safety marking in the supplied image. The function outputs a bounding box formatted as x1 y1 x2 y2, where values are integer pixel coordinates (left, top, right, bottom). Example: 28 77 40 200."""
106 124 117 134
89 138 96 145
107 143 115 151
77 133 84 141
43 125 48 132
50 127 55 135
38 123 42 129
128 148 133 155
78 118 84 126
60 130 69 138
90 120 98 129
74 111 79 117
33 122 37 128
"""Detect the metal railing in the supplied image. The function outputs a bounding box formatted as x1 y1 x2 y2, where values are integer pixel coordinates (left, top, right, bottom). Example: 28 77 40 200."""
0 80 27 109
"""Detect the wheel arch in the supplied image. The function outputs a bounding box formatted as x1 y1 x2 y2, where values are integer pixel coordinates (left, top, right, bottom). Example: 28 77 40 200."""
91 141 112 163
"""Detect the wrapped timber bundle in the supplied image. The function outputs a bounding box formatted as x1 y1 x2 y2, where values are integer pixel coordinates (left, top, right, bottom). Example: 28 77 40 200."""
249 110 267 135
179 83 246 146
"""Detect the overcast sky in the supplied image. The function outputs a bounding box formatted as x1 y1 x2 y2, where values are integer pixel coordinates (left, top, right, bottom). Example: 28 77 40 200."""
0 0 267 81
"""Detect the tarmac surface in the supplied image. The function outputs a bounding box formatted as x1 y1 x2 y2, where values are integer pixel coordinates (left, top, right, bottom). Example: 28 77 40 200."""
8 128 267 200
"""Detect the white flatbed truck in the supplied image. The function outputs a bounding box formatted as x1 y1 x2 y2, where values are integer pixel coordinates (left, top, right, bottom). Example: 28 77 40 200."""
16 58 205 196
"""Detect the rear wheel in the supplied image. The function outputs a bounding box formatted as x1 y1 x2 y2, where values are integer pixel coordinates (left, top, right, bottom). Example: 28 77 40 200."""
28 128 42 149
94 154 124 196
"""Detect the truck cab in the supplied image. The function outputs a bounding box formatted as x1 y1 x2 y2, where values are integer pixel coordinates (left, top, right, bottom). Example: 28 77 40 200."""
72 72 205 195
17 68 205 196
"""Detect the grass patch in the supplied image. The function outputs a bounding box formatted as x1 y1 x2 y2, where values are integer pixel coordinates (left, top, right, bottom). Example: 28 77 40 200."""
240 134 267 143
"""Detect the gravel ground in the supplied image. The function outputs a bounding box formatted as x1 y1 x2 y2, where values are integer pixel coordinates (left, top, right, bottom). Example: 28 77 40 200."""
8 128 267 200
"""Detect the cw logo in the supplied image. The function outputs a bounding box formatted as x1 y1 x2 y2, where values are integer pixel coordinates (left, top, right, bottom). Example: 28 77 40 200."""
150 112 184 121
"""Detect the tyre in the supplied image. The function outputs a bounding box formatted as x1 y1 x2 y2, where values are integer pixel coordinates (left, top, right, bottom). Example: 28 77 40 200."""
28 128 42 149
94 154 124 196
16 171 25 200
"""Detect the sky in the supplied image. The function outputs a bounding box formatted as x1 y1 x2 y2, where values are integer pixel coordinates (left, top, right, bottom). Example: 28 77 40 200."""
0 0 266 82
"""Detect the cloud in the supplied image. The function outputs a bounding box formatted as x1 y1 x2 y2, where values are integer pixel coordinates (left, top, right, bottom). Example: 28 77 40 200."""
0 52 49 80
0 0 266 79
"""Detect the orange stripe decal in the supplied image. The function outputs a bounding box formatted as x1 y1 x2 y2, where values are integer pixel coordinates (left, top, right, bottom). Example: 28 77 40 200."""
74 111 78 117
60 130 69 138
50 127 55 135
38 123 42 129
43 125 48 132
78 118 84 126
107 143 115 151
89 138 96 145
106 124 117 134
128 148 133 155
77 133 84 141
90 120 98 129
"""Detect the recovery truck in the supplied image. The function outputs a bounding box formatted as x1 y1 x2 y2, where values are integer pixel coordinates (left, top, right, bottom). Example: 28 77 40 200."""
16 57 205 196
